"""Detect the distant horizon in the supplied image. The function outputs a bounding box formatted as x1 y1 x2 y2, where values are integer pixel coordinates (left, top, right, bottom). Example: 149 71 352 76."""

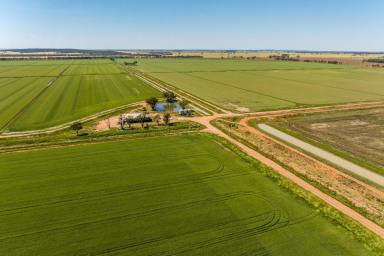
1 0 384 51
2 48 384 54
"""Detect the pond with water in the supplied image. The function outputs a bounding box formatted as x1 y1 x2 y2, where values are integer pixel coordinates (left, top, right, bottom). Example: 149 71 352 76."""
155 103 182 112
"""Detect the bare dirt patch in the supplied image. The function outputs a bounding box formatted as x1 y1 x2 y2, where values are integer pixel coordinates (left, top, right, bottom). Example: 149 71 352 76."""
310 123 330 129
95 115 121 131
280 108 384 167
224 103 250 113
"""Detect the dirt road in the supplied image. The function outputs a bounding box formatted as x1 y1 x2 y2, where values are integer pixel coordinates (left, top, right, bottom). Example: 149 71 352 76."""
258 123 384 187
181 102 384 238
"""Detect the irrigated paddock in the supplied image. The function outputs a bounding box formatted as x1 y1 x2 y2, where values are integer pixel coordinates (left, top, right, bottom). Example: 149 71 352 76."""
0 59 160 132
0 134 373 255
127 58 384 112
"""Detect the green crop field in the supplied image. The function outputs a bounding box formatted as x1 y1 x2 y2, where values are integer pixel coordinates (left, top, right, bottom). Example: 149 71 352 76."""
128 58 384 112
0 134 373 255
0 59 160 132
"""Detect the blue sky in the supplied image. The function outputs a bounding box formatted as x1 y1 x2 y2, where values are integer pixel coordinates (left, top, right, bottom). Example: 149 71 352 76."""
1 0 383 51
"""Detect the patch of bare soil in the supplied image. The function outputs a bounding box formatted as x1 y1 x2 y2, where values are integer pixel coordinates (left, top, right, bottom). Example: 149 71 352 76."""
95 106 146 131
224 103 250 113
287 108 384 167
95 116 121 131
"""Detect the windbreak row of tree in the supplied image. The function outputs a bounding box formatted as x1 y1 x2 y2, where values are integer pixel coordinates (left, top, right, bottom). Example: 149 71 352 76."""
123 61 138 66
365 58 384 64
269 54 300 61
303 59 341 64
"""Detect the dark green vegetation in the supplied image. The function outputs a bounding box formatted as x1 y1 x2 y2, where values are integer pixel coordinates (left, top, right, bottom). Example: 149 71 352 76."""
270 108 384 176
0 134 374 255
126 58 384 112
366 58 384 64
0 59 160 132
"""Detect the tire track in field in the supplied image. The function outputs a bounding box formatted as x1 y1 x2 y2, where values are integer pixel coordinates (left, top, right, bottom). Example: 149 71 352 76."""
1 65 71 131
74 192 281 256
91 198 317 256
0 155 235 216
0 154 224 212
94 212 278 256
0 192 273 241
168 213 316 256
0 169 248 219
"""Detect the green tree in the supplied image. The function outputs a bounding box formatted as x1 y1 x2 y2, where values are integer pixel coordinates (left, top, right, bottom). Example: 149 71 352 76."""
179 99 189 109
70 122 83 136
163 91 177 103
163 113 171 126
125 117 134 128
138 109 149 128
118 115 125 130
146 97 158 110
152 114 161 126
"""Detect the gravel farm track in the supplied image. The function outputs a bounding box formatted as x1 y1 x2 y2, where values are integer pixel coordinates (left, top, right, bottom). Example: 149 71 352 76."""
177 100 384 239
257 123 384 186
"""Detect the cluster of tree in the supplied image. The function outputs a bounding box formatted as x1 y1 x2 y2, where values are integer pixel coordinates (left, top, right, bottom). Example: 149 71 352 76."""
146 93 189 111
179 99 189 109
119 109 152 129
173 56 203 58
146 97 159 110
268 54 299 62
365 58 384 64
118 105 174 130
303 59 341 64
163 91 177 103
70 122 83 136
124 61 138 66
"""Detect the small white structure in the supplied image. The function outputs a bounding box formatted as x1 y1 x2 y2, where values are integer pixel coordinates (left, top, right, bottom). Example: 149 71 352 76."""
122 113 141 119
